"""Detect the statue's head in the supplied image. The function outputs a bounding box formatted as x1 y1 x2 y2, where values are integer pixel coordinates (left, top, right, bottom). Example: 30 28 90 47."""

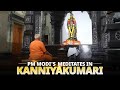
70 12 73 19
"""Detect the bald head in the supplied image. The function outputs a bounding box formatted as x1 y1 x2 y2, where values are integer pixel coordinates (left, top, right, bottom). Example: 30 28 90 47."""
34 34 40 40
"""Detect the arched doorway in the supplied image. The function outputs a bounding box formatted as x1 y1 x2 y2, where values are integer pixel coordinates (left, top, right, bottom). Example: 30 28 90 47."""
61 11 93 60
62 11 92 45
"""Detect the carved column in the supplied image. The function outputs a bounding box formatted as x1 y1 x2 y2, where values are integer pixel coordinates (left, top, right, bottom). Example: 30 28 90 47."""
50 12 55 45
22 11 34 54
100 11 108 49
91 11 98 45
22 11 44 54
34 11 43 35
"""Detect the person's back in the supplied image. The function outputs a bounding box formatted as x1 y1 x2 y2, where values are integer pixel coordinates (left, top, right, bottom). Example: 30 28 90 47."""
29 39 46 60
29 34 52 61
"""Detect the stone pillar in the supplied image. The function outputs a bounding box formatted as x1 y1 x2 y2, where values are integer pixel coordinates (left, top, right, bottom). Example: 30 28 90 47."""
50 12 55 45
91 11 98 45
34 11 42 34
100 11 108 49
22 11 43 54
22 11 34 54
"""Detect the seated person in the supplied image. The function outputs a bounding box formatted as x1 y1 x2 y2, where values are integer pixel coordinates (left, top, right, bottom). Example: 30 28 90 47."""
29 34 52 62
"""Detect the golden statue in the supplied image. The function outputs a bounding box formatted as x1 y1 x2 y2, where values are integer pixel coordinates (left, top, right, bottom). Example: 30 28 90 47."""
67 12 77 39
63 12 80 45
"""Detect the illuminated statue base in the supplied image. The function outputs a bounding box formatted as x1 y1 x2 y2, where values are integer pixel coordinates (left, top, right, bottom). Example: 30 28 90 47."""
63 37 80 46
